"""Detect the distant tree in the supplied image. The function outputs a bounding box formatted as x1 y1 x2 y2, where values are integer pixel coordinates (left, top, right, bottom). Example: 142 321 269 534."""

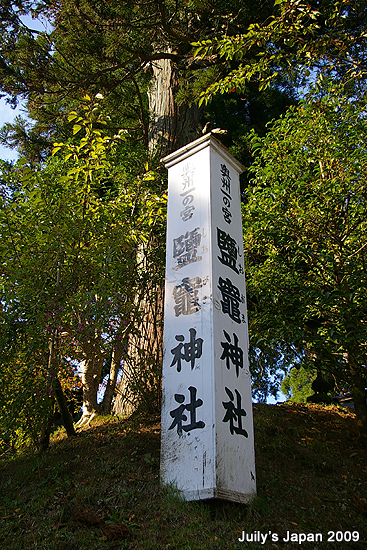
281 367 316 403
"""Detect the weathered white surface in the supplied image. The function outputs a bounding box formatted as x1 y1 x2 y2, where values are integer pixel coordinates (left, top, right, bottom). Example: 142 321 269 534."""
161 134 256 503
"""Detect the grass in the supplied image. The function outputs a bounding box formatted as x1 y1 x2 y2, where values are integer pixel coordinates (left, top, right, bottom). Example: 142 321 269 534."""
1 403 367 549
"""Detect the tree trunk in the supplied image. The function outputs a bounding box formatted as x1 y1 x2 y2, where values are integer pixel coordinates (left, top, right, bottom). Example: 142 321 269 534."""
46 332 76 441
112 57 201 417
128 283 164 412
76 339 104 426
53 377 76 436
38 412 55 453
100 342 124 415
41 260 75 443
113 283 165 416
112 359 136 417
148 56 201 157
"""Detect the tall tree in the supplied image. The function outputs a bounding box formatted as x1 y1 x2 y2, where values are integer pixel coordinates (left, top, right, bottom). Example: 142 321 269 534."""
0 96 167 443
243 85 367 440
0 0 299 424
0 0 289 158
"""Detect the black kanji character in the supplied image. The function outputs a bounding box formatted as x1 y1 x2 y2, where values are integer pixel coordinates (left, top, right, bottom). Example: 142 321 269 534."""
172 277 202 317
217 228 239 273
170 328 203 371
169 386 205 435
218 277 241 323
222 206 232 224
168 393 187 435
220 163 231 194
221 193 231 206
222 387 248 437
220 330 244 377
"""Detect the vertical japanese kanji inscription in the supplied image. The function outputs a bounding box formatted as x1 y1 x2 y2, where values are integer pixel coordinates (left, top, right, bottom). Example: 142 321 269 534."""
169 386 205 435
161 134 256 504
170 328 203 372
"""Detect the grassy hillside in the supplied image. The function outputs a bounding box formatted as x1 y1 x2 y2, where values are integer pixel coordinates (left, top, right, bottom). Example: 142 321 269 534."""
0 403 367 549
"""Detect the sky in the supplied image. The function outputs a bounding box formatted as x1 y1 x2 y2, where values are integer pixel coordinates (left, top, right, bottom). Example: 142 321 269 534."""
0 13 52 162
0 98 24 161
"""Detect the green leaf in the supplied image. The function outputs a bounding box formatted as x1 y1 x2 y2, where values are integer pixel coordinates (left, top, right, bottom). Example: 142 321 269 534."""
73 124 83 135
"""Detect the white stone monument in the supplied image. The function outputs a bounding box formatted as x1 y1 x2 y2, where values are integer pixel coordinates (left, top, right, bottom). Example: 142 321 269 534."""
161 133 256 503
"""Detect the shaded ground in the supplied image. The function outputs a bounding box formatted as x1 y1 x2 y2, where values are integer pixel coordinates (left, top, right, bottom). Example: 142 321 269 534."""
0 403 367 549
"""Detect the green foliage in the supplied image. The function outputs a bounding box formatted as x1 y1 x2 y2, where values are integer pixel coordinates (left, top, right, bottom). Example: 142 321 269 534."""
0 94 167 449
281 367 316 403
244 84 367 410
194 0 367 103
0 333 53 452
197 84 297 180
0 0 293 162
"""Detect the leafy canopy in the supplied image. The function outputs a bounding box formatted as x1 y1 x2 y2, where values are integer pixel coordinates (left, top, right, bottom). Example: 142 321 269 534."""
194 0 367 103
244 83 367 400
0 94 167 450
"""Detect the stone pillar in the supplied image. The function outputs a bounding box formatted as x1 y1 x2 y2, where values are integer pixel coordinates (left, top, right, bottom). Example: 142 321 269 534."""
161 134 256 503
